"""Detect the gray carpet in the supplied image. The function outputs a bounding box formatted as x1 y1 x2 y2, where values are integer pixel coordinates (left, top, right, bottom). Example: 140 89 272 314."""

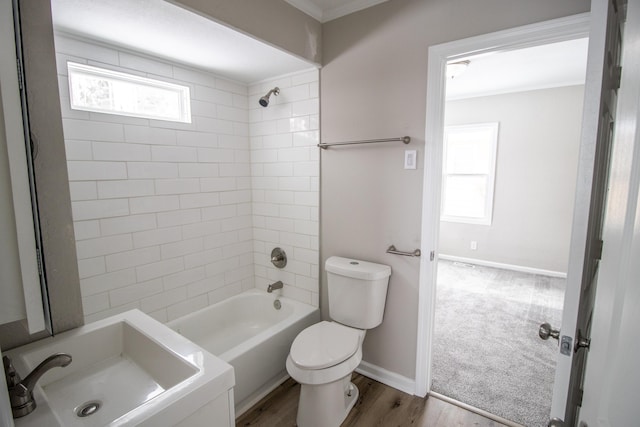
431 260 565 427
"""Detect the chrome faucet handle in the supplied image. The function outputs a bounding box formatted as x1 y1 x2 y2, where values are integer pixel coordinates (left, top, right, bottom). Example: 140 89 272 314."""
270 248 287 268
3 356 21 388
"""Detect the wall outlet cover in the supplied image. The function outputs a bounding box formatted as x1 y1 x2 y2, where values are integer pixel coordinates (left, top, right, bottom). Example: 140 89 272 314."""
404 150 417 169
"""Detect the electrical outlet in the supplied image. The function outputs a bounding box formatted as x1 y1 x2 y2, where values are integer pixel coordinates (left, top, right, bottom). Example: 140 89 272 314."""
470 241 477 250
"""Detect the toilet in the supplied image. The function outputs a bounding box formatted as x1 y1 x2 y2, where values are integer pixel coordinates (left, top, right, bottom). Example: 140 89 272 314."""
286 256 391 427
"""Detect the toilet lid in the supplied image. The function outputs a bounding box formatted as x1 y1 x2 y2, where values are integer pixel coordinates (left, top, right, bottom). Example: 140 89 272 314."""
290 321 360 370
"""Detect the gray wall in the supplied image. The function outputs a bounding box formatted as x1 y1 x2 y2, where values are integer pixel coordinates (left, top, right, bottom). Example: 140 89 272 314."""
172 0 322 65
20 1 83 334
441 86 584 273
321 0 590 379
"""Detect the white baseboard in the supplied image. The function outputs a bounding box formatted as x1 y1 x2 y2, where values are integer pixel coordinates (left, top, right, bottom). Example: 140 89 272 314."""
355 360 416 395
438 254 567 278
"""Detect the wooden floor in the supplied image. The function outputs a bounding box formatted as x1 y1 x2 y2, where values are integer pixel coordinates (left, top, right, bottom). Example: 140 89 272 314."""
236 374 507 427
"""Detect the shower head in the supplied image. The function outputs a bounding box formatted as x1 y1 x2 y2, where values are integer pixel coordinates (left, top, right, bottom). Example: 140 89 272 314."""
259 87 280 107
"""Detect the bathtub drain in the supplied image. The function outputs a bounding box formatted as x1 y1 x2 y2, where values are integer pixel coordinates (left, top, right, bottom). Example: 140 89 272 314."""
273 299 282 310
76 401 101 417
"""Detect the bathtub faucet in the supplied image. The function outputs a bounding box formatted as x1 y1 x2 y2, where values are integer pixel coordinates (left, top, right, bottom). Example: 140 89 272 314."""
4 353 72 418
267 281 283 293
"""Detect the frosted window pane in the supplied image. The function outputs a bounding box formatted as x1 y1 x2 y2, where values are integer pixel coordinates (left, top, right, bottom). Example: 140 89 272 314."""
70 73 114 110
133 85 182 120
68 63 191 123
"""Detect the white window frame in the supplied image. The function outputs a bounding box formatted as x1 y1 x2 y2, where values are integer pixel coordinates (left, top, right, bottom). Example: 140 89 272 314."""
441 122 499 225
67 62 191 123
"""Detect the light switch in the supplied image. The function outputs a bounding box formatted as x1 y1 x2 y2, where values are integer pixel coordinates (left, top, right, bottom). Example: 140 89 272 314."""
404 150 417 169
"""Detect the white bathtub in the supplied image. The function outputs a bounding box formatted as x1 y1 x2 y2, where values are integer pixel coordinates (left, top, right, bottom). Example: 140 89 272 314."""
167 290 320 416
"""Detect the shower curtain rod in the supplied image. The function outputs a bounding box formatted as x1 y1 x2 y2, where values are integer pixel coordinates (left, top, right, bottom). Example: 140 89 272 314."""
318 136 411 149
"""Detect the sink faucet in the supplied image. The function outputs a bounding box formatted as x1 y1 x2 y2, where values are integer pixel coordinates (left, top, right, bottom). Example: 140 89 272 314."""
3 353 72 418
267 280 283 293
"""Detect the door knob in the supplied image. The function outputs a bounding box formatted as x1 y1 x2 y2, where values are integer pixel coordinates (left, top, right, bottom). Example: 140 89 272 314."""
539 322 560 341
548 417 565 427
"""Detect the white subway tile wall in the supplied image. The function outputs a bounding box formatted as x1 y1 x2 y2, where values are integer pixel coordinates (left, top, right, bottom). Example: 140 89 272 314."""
55 35 319 323
249 75 319 306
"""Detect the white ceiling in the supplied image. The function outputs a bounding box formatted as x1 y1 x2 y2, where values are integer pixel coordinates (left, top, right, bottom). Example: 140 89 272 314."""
50 0 588 95
446 38 589 100
50 0 316 84
284 0 389 22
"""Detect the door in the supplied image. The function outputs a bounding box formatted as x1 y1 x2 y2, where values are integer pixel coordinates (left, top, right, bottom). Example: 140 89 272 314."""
577 0 640 423
548 0 625 425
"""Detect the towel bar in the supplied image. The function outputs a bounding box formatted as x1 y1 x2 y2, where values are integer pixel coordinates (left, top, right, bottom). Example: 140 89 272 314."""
386 245 421 257
318 136 410 149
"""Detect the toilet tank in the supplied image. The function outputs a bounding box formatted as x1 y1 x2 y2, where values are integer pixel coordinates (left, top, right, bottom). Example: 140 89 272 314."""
326 256 391 329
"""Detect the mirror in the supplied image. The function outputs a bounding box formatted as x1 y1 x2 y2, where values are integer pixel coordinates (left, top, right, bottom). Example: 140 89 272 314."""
0 0 47 336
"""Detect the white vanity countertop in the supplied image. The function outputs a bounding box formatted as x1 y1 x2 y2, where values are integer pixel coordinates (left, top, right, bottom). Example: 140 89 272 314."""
6 309 234 427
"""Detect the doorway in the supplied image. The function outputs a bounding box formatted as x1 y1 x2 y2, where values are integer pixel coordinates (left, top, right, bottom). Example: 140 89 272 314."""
433 40 587 426
416 14 591 427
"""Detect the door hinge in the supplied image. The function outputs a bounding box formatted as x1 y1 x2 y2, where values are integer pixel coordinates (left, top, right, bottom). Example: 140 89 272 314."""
575 329 591 353
16 59 24 91
613 66 622 90
594 239 604 260
577 388 584 407
430 251 435 261
36 248 44 276
614 0 627 22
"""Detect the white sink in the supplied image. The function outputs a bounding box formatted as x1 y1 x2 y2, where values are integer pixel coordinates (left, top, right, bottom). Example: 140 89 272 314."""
5 310 235 426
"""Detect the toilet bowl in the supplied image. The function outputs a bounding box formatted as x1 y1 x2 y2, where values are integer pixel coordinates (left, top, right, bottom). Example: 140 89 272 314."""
286 257 391 427
286 321 365 427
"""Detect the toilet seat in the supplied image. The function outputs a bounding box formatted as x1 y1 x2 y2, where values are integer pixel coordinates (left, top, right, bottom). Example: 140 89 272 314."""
290 321 361 370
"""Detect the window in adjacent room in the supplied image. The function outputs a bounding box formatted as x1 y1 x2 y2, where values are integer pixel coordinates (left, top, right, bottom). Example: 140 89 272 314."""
441 123 499 225
67 62 191 123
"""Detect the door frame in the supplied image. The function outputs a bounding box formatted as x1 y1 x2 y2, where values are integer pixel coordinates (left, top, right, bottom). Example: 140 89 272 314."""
415 13 591 414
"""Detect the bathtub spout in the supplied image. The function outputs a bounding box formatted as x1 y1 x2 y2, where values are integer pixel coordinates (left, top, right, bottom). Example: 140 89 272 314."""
267 281 283 293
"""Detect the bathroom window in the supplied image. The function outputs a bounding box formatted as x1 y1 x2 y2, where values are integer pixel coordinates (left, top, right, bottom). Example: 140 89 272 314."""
441 123 498 225
67 62 191 123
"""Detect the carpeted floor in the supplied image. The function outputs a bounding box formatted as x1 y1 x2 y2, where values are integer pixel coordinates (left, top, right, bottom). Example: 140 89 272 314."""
431 260 566 427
